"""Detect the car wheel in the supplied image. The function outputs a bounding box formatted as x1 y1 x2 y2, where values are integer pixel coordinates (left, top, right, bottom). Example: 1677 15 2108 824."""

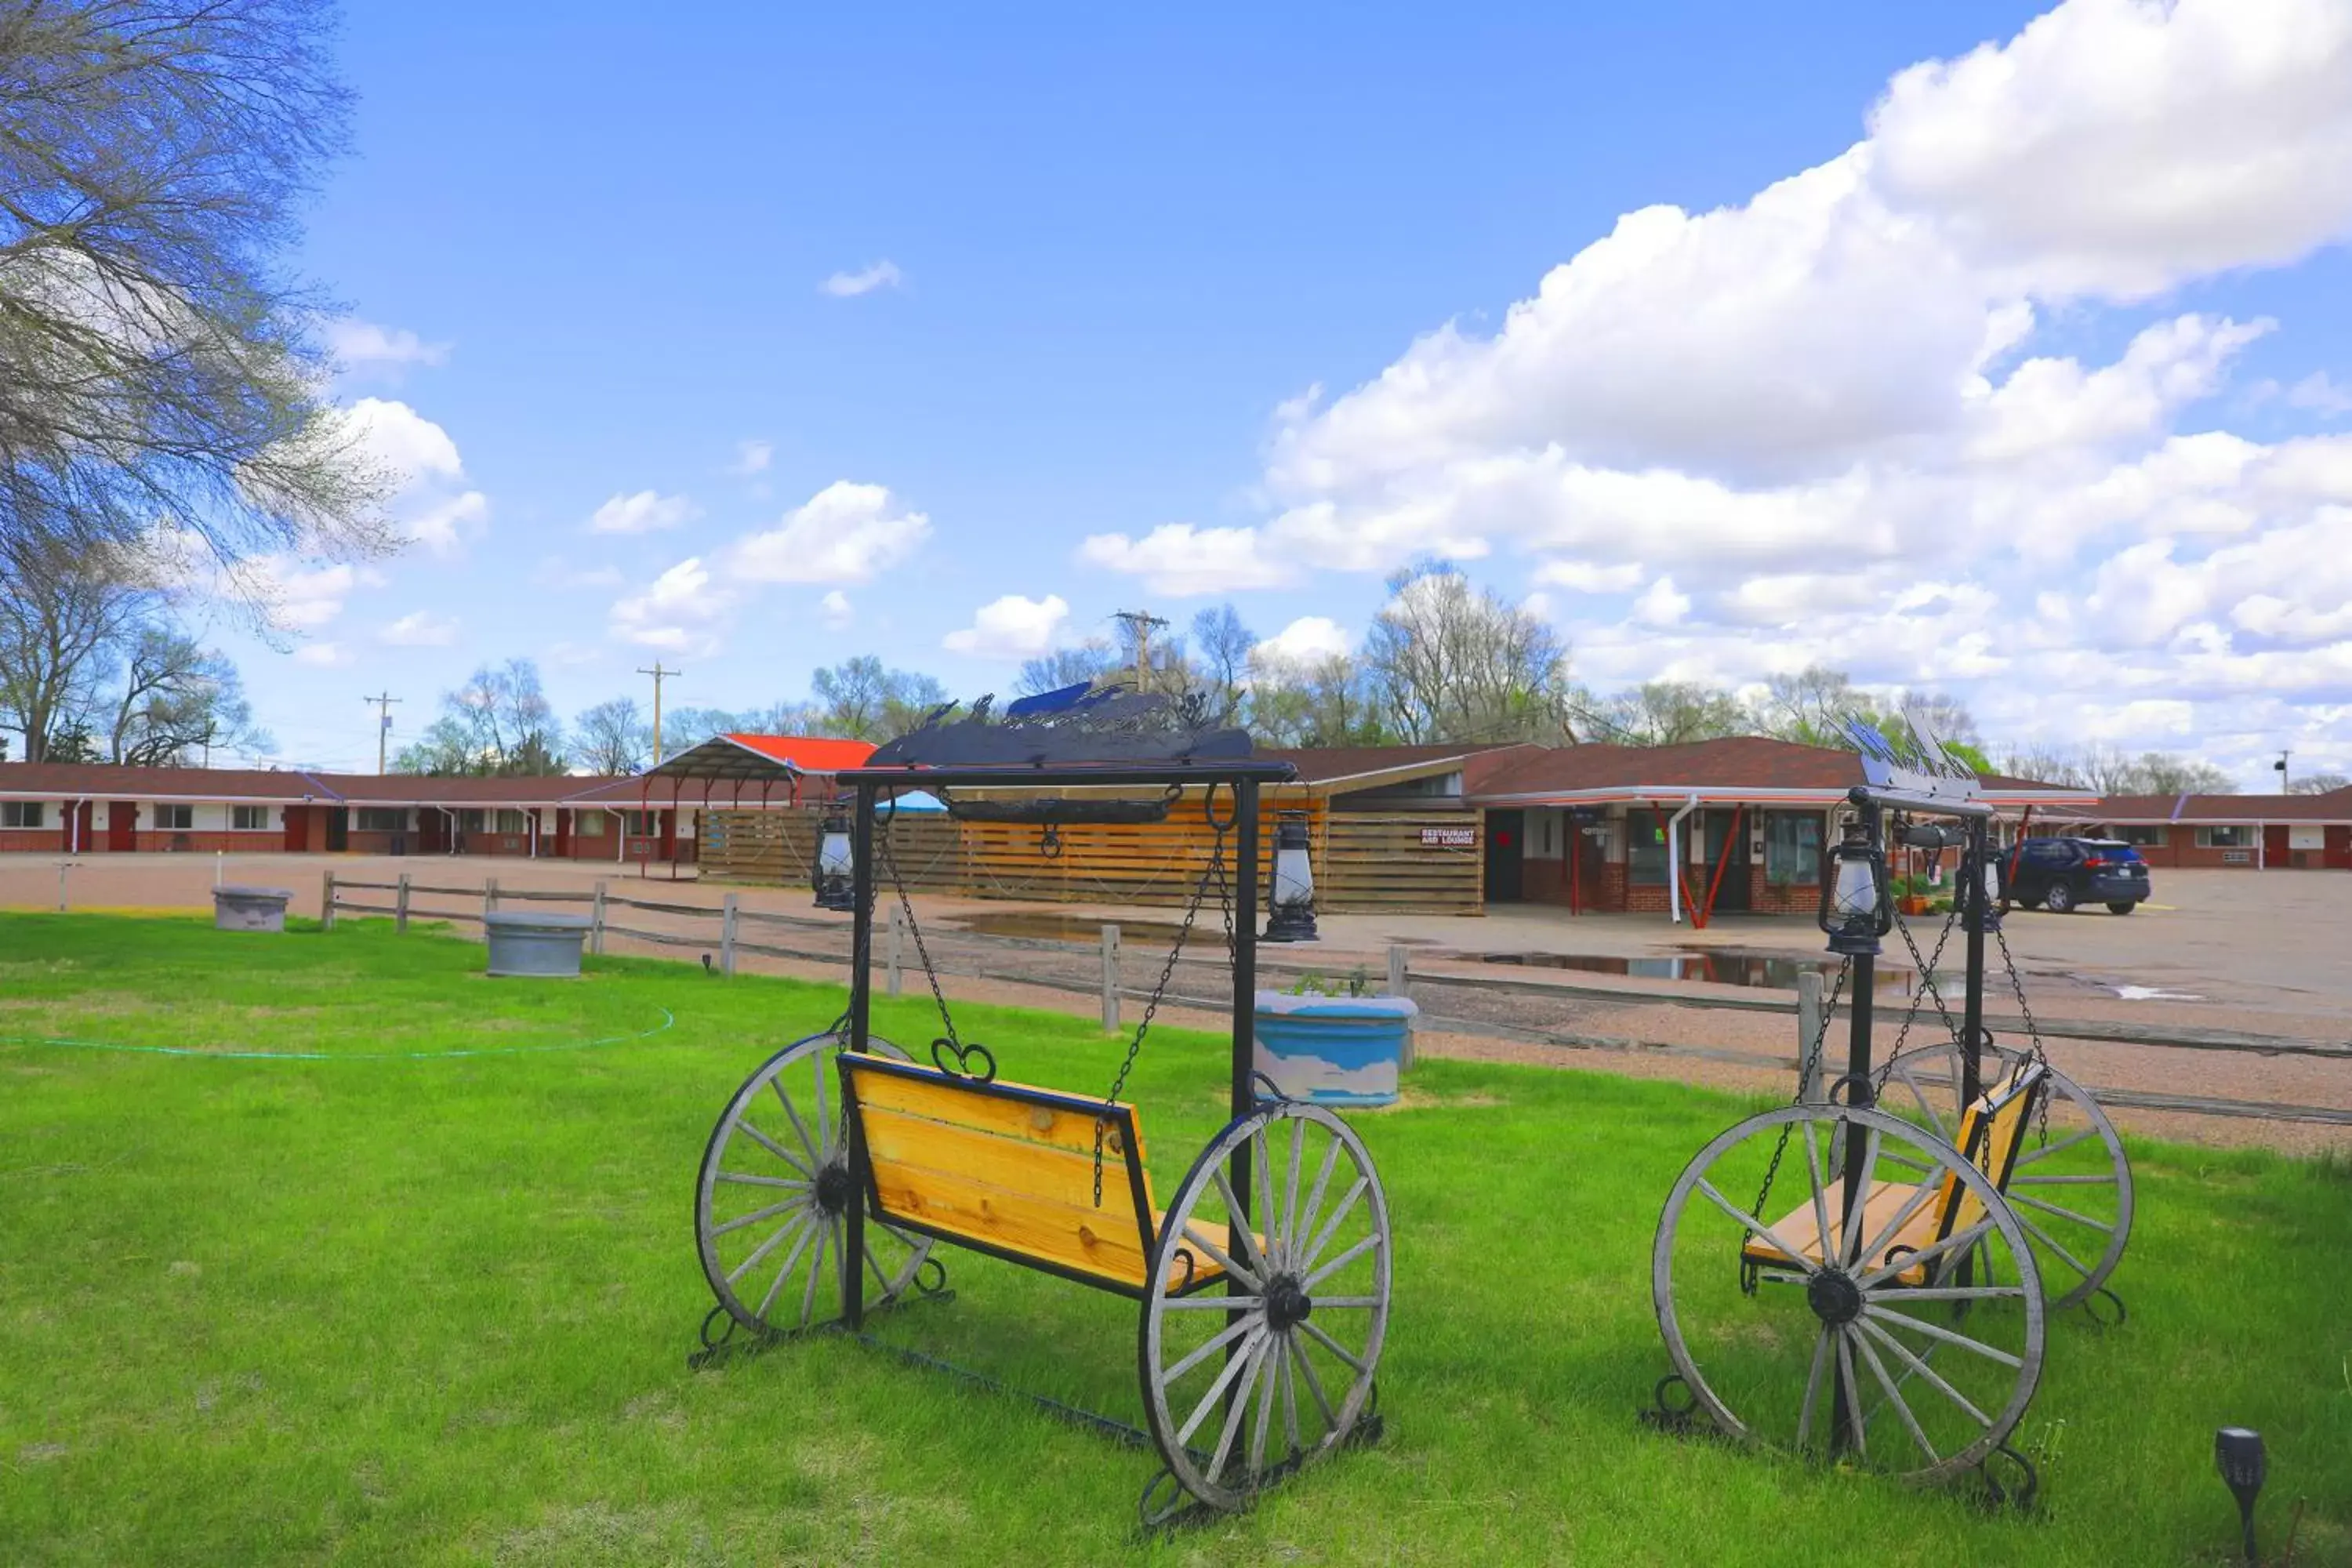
2107 901 2137 915
2015 894 2042 910
2043 883 2077 914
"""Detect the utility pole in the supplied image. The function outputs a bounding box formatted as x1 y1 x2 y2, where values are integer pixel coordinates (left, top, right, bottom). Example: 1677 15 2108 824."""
363 692 402 774
1110 609 1168 695
2274 749 2291 791
638 662 680 763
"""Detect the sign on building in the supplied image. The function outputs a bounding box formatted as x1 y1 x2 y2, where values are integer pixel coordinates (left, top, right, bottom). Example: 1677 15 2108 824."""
1419 826 1476 848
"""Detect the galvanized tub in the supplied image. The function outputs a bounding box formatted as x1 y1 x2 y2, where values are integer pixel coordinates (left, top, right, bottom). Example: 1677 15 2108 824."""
483 911 592 978
212 885 295 933
1252 992 1417 1108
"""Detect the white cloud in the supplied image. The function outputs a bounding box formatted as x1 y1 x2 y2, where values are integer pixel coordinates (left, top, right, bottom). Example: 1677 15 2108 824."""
729 438 775 474
943 594 1069 659
380 610 459 647
821 260 905 297
2283 372 2352 417
1631 575 1692 627
325 318 451 375
610 557 731 655
587 490 702 535
1253 616 1353 666
1077 524 1294 594
253 561 376 632
292 641 350 668
408 490 488 555
1534 560 1646 594
531 557 626 590
334 397 486 555
729 481 931 584
820 589 854 630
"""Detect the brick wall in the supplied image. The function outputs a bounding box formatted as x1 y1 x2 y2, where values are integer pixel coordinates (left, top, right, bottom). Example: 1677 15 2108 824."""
127 830 279 853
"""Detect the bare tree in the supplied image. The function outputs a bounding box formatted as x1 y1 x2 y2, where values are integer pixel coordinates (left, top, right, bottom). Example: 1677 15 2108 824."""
1247 649 1388 747
570 697 649 775
2125 752 2237 795
1362 565 1573 743
1188 604 1254 727
2288 771 2350 796
811 655 946 740
106 626 265 764
1994 746 2085 789
1 1 394 577
0 536 144 759
1576 681 1748 746
397 659 561 775
1016 643 1116 697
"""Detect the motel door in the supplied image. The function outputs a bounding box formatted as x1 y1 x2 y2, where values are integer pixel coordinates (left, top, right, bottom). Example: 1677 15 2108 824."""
326 808 350 852
1483 810 1524 902
1700 811 1752 913
107 801 137 852
2263 825 2289 868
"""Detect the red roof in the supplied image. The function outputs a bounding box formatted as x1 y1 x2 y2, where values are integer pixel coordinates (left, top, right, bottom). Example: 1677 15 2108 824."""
2045 792 2352 824
722 734 875 772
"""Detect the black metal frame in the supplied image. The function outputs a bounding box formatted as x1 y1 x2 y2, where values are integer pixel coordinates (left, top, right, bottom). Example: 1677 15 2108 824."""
832 753 1297 1515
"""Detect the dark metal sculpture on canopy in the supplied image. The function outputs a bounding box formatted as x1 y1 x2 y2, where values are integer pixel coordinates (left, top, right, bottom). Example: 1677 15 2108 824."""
690 686 1393 1526
1646 715 2133 1500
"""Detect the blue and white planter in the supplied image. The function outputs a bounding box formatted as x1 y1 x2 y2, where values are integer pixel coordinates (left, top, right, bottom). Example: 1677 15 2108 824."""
1252 992 1417 1109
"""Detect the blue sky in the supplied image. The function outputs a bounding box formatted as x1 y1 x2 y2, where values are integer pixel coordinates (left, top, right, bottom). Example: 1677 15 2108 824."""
223 1 2352 783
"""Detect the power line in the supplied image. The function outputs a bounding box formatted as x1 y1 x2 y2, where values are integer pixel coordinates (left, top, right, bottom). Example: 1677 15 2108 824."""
1109 609 1168 694
362 691 402 774
637 662 681 763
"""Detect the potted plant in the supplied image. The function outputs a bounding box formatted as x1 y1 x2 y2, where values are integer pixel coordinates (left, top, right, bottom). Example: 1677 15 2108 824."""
1254 969 1415 1109
1894 873 1933 917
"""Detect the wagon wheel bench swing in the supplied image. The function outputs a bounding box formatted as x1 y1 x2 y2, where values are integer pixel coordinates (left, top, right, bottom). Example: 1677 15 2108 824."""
691 691 1392 1526
1647 723 2135 1501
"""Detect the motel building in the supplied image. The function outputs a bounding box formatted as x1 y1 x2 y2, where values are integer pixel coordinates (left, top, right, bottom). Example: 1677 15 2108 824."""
0 738 877 870
2041 789 2352 871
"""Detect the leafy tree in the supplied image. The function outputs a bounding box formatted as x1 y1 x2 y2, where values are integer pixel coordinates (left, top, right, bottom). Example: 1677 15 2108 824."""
1575 681 1748 746
1247 650 1388 748
1362 565 1573 743
570 697 650 775
811 655 946 741
45 717 99 762
1 0 393 578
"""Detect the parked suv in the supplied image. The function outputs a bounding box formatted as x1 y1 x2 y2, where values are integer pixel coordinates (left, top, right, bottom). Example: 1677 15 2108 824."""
2000 837 2152 915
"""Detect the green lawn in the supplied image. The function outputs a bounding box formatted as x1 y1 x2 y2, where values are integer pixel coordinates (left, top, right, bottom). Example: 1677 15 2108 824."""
1 913 2345 1566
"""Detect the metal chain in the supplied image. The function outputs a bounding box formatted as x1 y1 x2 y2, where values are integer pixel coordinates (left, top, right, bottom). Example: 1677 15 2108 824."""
1749 954 1852 1227
878 821 961 1053
1992 919 2054 1145
1882 898 1962 1089
1093 818 1230 1206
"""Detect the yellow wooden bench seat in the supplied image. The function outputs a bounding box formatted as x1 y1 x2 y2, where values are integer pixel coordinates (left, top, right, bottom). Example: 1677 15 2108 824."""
1742 1062 2048 1288
838 1053 1246 1299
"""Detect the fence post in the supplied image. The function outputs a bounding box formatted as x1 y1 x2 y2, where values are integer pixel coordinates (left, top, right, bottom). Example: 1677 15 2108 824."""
720 893 738 978
1100 924 1121 1033
395 873 411 935
56 860 71 913
887 903 905 998
1388 943 1414 1069
1796 970 1825 1104
590 880 607 954
484 877 499 924
321 869 336 931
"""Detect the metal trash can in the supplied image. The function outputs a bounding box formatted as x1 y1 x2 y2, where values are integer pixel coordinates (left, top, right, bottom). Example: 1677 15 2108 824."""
213 885 295 933
483 911 592 978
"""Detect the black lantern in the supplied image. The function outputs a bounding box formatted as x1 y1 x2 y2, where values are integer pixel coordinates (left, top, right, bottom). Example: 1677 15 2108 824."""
812 809 855 912
1262 813 1318 943
1817 816 1892 957
2215 1427 2266 1566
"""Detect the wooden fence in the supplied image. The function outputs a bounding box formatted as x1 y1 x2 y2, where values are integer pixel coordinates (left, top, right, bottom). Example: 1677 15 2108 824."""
699 797 1486 913
316 869 2352 1129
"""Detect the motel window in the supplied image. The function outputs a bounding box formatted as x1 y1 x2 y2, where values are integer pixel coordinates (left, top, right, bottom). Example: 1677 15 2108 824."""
2 801 45 829
232 805 271 831
354 808 405 832
2110 825 2165 847
1626 809 1670 886
624 810 660 837
575 809 608 837
2194 825 2254 848
495 808 528 834
154 804 194 830
1763 812 1823 886
456 808 485 833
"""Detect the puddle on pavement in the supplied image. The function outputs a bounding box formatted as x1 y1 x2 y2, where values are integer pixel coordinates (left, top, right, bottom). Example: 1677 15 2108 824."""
1451 947 1940 993
948 911 1192 945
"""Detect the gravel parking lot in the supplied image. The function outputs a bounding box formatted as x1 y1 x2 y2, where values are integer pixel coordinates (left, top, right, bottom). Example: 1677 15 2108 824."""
5 853 2344 1153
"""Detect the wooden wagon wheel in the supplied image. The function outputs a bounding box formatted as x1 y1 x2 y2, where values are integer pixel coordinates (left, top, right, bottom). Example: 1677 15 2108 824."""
695 1031 937 1335
1139 1102 1391 1514
1653 1104 2046 1486
1878 1040 2133 1313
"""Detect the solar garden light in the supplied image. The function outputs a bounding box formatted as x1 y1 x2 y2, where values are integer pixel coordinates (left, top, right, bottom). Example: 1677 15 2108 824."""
813 809 856 912
1818 815 1892 957
1262 812 1319 943
2215 1427 2267 1565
